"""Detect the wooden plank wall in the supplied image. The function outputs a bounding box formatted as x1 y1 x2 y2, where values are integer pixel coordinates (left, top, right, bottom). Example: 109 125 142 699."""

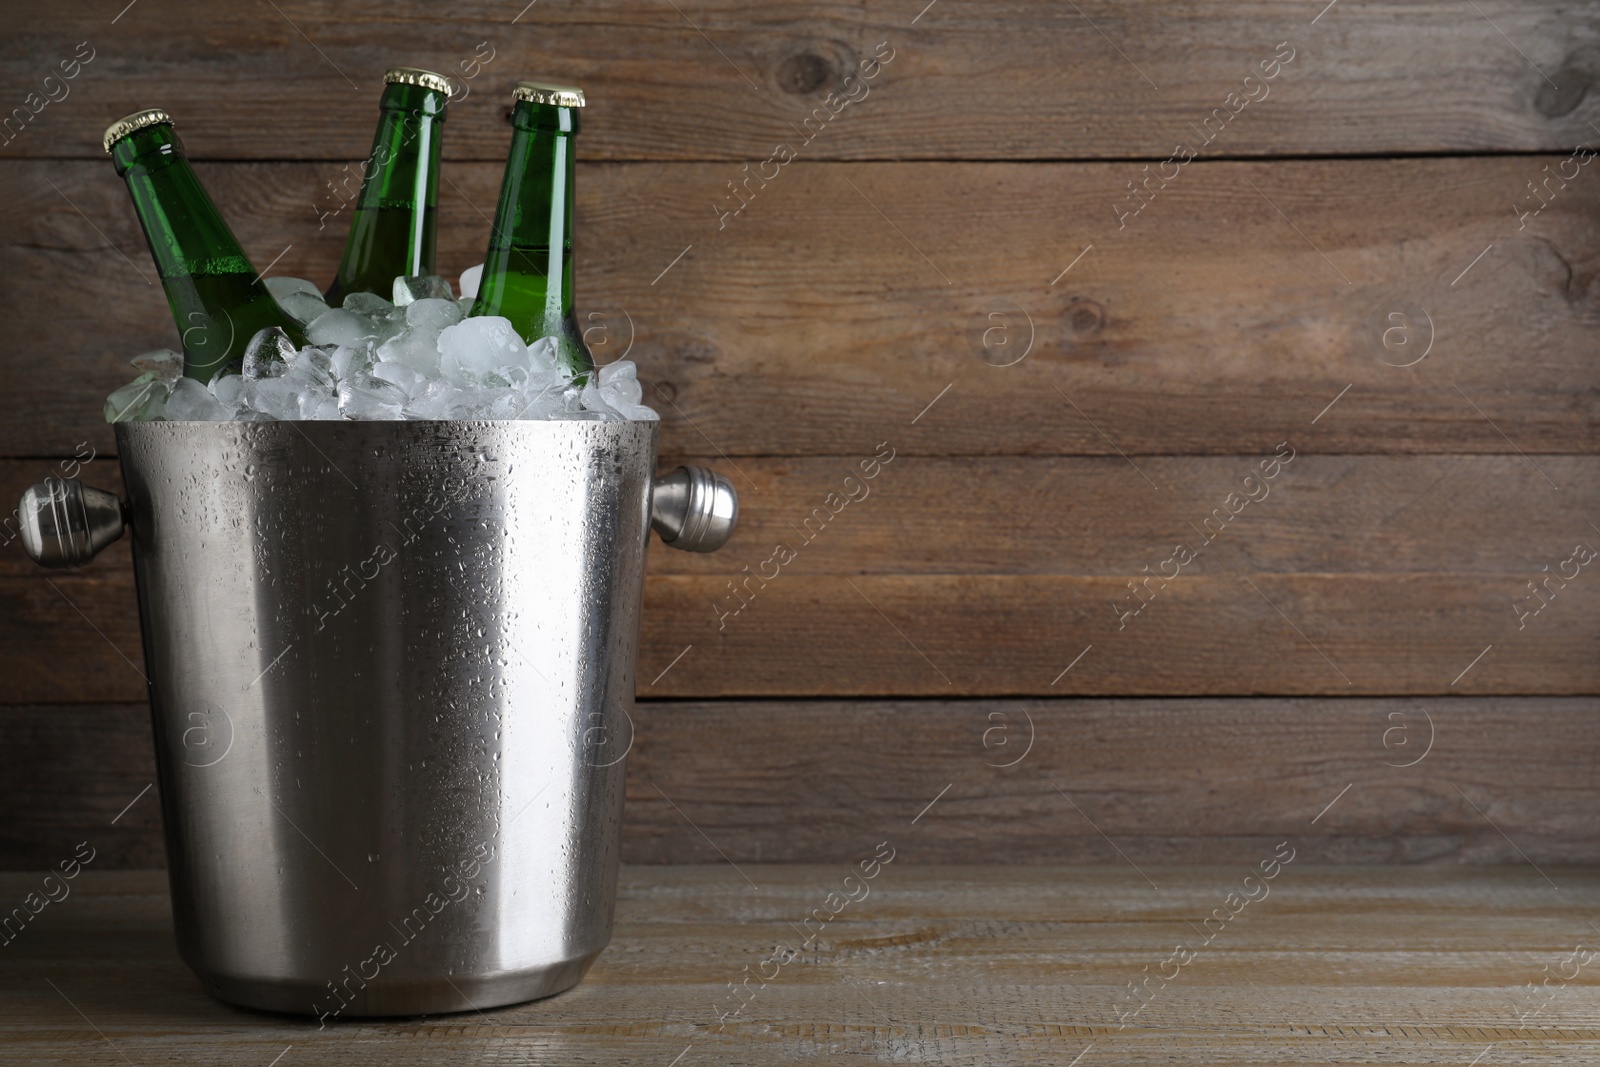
0 1 1597 867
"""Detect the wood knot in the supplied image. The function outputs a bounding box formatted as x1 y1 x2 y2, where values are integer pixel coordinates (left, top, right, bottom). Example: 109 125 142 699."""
1066 297 1106 336
1535 47 1600 118
776 52 835 95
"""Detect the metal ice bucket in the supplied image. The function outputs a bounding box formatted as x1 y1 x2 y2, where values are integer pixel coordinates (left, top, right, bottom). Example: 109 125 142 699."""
16 419 735 1019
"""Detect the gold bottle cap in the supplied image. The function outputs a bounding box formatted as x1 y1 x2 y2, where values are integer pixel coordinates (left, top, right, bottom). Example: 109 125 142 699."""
513 81 585 107
102 108 172 153
384 67 455 95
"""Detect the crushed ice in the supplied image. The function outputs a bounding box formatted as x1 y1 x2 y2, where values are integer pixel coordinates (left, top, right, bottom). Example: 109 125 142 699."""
105 266 659 424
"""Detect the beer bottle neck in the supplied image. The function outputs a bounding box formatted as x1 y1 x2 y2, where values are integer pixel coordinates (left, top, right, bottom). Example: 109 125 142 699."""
473 100 587 374
327 82 448 304
111 123 304 383
112 124 254 283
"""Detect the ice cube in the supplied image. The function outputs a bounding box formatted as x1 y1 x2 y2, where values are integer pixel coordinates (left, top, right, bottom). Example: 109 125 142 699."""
164 376 228 421
598 360 645 406
307 396 343 421
510 381 569 420
370 360 425 397
209 372 246 415
581 380 633 420
104 373 170 423
342 292 394 317
279 292 331 326
580 379 614 416
337 377 405 420
265 277 330 326
278 294 331 326
403 379 460 420
306 308 376 348
288 372 335 419
621 402 660 422
543 383 589 419
375 326 442 376
591 359 659 420
371 299 460 378
288 346 336 390
405 298 464 330
456 390 501 420
328 343 371 382
392 274 454 306
243 327 295 380
483 392 537 419
459 263 483 300
597 360 637 390
323 292 401 344
373 305 411 345
265 277 320 300
130 348 183 383
437 316 528 379
240 376 303 421
526 335 562 375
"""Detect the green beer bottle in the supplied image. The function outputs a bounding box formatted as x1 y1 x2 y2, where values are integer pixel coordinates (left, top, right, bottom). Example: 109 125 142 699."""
470 81 591 377
325 67 454 306
106 109 305 383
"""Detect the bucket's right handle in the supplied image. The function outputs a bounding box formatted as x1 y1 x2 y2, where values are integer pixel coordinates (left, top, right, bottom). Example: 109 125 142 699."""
16 477 126 568
651 466 737 553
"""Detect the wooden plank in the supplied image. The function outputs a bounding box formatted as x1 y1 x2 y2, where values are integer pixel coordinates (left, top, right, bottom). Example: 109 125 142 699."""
624 697 1600 865
0 704 161 869
638 572 1600 695
5 563 1596 702
627 453 1600 578
5 698 1595 869
3 2 1598 160
7 453 1596 579
0 867 1597 1064
3 156 1595 458
0 572 145 704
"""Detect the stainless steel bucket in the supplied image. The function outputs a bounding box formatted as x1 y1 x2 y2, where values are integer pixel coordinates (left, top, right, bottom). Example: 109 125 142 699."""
16 419 735 1019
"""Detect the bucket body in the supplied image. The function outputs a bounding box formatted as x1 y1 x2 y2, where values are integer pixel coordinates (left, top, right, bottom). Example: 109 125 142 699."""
113 419 653 1018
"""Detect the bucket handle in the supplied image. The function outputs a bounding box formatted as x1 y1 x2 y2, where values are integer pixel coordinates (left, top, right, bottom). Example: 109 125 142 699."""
17 465 738 567
651 466 738 553
16 477 126 568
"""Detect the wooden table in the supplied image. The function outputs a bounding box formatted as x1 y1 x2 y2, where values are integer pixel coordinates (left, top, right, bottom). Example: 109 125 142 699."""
2 866 1596 1065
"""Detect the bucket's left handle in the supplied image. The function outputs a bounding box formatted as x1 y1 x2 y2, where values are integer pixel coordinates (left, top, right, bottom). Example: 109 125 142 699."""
17 478 126 568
